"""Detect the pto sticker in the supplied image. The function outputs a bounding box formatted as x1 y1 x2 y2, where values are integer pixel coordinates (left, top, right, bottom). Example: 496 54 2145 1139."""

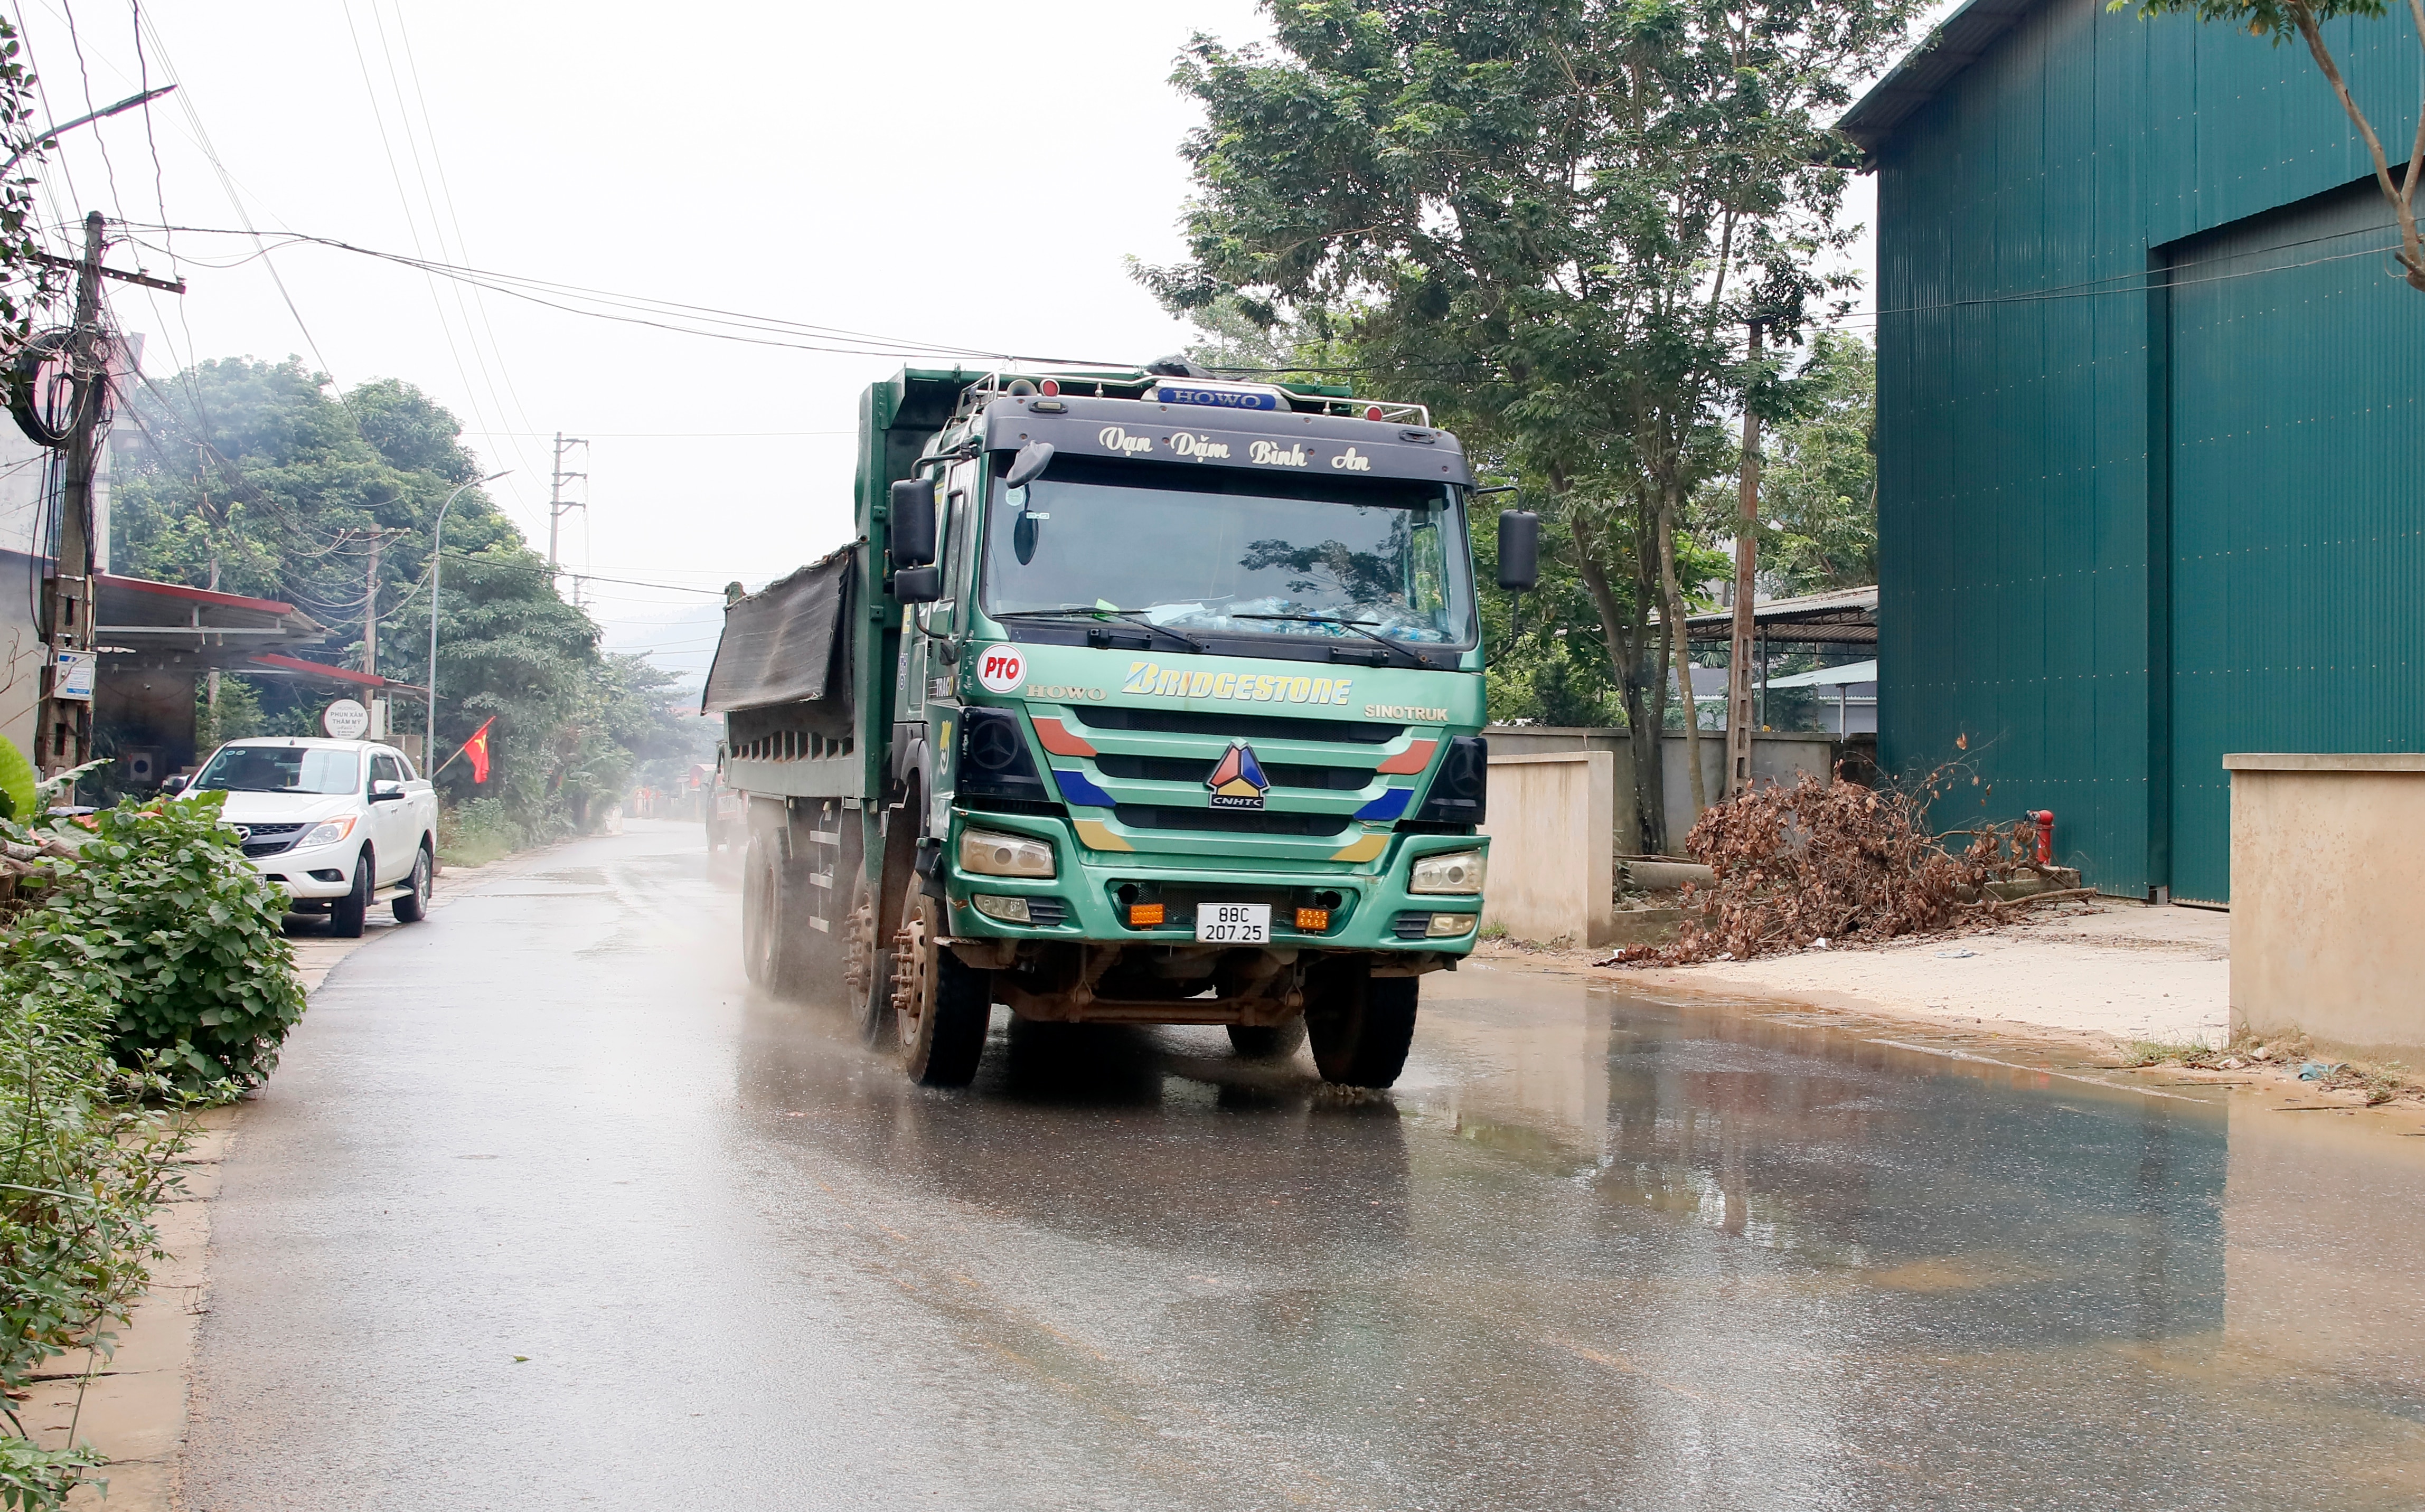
974 646 1026 694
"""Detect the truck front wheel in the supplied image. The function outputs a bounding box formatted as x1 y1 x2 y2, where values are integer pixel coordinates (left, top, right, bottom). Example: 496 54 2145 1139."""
1228 1018 1308 1061
1305 967 1418 1089
889 884 990 1088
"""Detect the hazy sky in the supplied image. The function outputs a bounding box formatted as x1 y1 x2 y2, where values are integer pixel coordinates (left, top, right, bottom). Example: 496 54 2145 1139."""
14 0 1893 679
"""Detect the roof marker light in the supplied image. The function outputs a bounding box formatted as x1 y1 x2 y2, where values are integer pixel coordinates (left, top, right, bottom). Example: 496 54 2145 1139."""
1364 404 1384 421
1039 379 1060 397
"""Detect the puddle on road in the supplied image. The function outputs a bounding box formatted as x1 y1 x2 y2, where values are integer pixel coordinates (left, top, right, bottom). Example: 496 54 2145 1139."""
724 953 2425 1508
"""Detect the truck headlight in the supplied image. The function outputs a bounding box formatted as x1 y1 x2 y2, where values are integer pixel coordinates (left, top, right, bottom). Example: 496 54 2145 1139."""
959 828 1055 878
1409 849 1484 895
299 815 357 849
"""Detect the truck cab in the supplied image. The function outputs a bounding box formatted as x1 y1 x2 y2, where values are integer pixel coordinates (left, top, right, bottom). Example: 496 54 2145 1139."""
709 366 1535 1090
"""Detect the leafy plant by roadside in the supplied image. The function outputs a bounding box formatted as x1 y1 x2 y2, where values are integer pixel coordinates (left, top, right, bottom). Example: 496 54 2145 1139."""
0 925 200 1509
1621 767 2045 964
21 793 306 1092
439 796 522 870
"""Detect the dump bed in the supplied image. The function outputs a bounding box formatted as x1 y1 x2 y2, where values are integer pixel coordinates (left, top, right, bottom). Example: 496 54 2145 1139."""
703 545 864 800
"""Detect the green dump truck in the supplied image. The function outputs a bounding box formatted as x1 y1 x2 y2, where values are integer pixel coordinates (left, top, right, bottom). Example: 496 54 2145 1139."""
703 364 1536 1089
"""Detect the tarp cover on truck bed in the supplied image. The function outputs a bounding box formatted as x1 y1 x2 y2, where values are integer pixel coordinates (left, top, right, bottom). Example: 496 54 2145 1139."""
701 546 855 715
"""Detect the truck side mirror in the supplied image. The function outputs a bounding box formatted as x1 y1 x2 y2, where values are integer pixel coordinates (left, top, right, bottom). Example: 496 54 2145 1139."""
889 478 937 568
1497 509 1540 591
894 564 942 603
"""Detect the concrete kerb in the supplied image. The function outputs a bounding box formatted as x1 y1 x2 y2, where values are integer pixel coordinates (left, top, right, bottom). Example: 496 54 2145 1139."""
53 838 565 1509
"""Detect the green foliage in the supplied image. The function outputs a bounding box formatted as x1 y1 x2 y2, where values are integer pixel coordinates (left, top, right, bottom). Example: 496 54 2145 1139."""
1694 332 1877 597
0 740 32 825
0 806 202 1508
1146 0 1922 839
438 796 522 870
21 793 306 1091
193 674 266 752
108 357 669 847
0 13 65 357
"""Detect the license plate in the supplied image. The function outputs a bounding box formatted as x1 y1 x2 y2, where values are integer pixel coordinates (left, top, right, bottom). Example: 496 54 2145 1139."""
1195 903 1271 944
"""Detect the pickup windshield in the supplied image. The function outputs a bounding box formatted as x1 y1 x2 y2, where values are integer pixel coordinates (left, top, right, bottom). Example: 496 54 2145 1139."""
979 456 1473 646
192 745 362 796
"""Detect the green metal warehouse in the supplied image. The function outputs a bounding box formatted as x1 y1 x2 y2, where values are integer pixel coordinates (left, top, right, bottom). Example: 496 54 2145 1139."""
1841 0 2423 903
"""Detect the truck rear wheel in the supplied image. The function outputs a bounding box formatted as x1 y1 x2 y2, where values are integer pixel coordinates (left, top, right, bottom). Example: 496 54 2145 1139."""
742 828 813 997
1228 1018 1308 1061
1305 967 1417 1089
889 884 990 1087
841 873 888 1044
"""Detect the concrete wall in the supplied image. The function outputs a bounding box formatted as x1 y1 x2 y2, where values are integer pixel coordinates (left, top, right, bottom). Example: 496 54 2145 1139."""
1478 751 1614 947
1484 726 1851 859
2226 754 2425 1063
1476 732 1857 946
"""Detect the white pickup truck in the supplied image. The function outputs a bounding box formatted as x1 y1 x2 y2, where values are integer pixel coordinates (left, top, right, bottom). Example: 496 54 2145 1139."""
177 737 440 937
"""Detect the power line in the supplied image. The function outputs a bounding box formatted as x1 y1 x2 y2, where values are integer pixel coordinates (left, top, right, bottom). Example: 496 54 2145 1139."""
112 221 1137 365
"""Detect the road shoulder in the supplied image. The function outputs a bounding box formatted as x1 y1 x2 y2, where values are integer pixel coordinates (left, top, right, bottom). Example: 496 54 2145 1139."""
55 843 546 1509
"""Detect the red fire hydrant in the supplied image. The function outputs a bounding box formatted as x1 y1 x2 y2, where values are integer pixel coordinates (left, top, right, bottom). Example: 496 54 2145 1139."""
2034 810 2055 865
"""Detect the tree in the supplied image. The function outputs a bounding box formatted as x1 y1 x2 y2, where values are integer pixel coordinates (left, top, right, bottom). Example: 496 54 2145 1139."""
109 358 633 841
2122 0 2425 291
1145 0 1922 847
1694 330 1876 597
0 16 62 356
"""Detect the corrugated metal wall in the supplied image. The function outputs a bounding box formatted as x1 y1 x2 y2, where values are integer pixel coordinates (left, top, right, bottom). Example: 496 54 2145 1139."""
2164 184 2425 902
1875 0 2421 900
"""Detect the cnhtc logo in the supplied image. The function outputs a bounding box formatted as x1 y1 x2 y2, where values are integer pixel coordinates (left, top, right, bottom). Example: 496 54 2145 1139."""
1205 741 1270 810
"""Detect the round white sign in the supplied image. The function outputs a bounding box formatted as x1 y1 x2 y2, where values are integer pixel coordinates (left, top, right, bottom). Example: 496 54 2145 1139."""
322 698 370 739
973 645 1026 695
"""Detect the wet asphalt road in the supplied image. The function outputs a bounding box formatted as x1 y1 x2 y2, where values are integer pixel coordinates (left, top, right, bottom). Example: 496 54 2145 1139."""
189 821 2425 1510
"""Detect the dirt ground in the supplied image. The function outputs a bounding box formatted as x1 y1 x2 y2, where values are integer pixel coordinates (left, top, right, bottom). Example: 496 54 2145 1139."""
1482 896 2231 1045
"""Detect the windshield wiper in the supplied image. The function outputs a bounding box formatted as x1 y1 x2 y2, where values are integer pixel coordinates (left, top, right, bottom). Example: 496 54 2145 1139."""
1227 613 1435 668
995 607 1208 655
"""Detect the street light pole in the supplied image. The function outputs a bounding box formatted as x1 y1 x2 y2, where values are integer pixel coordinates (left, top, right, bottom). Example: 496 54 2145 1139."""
427 470 510 763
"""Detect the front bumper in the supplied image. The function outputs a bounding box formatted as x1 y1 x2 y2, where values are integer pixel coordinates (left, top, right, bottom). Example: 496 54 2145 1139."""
940 809 1484 953
247 839 362 898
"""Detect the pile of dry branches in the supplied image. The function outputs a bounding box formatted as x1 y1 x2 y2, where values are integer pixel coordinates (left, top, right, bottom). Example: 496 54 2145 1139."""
1627 767 2047 966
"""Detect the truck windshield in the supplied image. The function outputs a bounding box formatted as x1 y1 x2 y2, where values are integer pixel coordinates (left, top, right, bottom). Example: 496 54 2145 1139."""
979 456 1473 646
192 745 362 795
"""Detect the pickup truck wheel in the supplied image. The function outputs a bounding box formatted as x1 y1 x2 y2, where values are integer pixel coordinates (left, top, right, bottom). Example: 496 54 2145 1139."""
890 885 990 1087
392 842 432 923
1228 1017 1308 1061
330 851 372 939
1305 968 1417 1089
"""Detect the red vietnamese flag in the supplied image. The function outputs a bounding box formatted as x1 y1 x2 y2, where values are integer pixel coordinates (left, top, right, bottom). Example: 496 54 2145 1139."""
463 717 495 784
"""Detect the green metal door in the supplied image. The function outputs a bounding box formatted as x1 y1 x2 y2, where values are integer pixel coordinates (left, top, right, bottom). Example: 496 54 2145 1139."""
2165 181 2425 903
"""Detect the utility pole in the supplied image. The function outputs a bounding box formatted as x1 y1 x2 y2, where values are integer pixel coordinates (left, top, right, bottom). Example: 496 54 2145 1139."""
37 211 108 779
547 431 588 587
362 532 382 677
1725 320 1763 801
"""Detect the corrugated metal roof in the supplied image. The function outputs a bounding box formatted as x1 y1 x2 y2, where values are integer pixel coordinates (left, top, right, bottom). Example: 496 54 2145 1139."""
1836 0 2046 156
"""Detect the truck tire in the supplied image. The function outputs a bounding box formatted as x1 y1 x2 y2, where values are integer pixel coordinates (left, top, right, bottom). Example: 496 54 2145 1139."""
842 873 889 1044
890 883 990 1087
1228 1018 1308 1061
742 829 813 996
1305 967 1417 1088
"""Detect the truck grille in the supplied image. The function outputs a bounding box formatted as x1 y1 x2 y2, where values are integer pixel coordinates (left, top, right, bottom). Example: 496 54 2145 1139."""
1391 910 1435 940
239 823 307 858
1024 897 1069 926
1070 706 1402 745
1112 805 1351 838
1090 753 1370 791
